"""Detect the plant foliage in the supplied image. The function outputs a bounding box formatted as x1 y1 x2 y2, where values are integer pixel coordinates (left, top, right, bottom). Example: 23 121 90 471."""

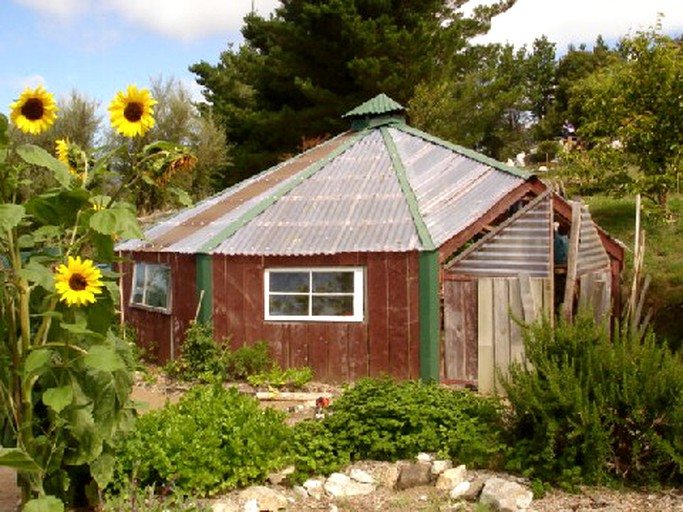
502 315 683 487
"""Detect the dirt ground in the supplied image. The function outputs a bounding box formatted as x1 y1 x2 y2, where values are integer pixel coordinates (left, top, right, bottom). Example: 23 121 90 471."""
2 375 683 511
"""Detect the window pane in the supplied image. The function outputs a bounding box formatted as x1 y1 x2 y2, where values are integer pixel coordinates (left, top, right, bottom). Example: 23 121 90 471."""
131 264 146 304
146 265 170 308
270 272 309 293
269 294 309 315
312 295 354 316
312 272 354 293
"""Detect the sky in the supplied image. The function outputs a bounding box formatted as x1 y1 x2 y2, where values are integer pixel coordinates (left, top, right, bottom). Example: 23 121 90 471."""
1 0 682 120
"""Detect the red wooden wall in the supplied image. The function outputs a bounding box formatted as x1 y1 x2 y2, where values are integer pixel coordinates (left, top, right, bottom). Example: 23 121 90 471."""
211 252 421 382
119 251 197 362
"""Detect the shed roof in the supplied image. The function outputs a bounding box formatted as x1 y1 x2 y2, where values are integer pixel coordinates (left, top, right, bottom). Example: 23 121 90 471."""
117 95 532 256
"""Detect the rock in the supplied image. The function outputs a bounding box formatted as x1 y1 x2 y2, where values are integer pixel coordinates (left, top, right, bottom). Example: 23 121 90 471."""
431 459 453 477
479 477 533 512
303 478 325 500
212 501 239 512
370 461 400 488
416 452 434 463
349 468 375 485
324 472 375 497
328 505 339 512
450 481 471 499
462 476 487 501
395 461 432 490
239 486 288 511
435 465 467 491
293 485 308 499
243 500 259 512
267 465 295 485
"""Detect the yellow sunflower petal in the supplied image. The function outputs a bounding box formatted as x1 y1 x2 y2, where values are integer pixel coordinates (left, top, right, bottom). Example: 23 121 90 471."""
54 256 103 307
108 85 157 138
9 85 59 135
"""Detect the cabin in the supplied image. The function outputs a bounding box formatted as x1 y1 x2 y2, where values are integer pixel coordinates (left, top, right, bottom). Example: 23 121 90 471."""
116 94 623 389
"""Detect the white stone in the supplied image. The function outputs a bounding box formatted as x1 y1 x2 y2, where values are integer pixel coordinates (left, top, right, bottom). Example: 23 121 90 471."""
212 501 238 512
328 505 339 512
450 480 471 499
350 468 375 484
480 477 533 512
239 486 288 511
430 459 453 477
324 472 375 497
303 478 325 500
416 452 434 463
435 464 468 491
243 499 259 512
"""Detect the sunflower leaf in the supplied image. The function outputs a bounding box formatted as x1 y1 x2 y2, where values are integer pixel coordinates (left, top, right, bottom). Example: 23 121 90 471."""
83 345 125 372
23 495 65 512
18 259 55 291
0 448 42 472
90 203 143 239
0 203 25 231
24 348 52 375
16 144 71 187
43 385 73 413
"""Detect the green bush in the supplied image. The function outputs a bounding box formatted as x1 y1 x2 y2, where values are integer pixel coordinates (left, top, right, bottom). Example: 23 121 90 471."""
224 341 273 380
112 384 290 495
166 322 225 382
502 315 683 487
290 378 506 479
247 366 313 390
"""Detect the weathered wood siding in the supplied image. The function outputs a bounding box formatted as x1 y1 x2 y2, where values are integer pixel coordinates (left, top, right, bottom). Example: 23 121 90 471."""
212 252 421 382
442 275 552 393
118 251 197 362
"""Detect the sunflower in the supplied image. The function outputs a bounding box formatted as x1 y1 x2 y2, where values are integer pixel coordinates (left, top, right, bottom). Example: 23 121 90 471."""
55 138 78 175
54 256 104 307
108 85 157 137
9 85 59 135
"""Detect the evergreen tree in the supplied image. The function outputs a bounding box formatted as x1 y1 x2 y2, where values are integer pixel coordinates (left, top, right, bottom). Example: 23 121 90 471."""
191 0 516 184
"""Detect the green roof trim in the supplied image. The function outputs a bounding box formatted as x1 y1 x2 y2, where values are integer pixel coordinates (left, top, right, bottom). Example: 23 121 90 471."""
396 124 532 180
380 126 435 251
197 130 368 253
343 93 405 118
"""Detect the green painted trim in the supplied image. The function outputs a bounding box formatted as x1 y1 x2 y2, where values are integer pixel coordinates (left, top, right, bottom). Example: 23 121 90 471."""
195 253 213 324
419 250 440 382
380 126 435 251
198 130 367 253
395 124 531 180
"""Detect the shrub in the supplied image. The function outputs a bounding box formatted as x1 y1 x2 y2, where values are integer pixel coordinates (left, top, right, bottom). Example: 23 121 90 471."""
290 378 506 479
166 322 225 382
247 366 314 390
112 384 291 495
224 341 272 381
502 315 683 487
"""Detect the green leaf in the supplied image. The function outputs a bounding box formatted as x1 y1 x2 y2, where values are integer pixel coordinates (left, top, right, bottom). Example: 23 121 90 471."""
17 144 71 187
25 189 89 227
169 186 193 207
24 348 52 375
90 204 143 239
0 203 25 231
0 448 42 472
43 385 73 413
18 260 55 291
90 452 115 489
60 319 97 336
23 496 65 512
83 345 125 372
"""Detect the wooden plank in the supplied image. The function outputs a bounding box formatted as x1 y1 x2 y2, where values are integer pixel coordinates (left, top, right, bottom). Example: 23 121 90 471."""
463 280 478 381
288 324 309 369
306 324 330 381
387 254 410 379
243 259 262 345
443 280 464 380
518 273 537 324
493 279 511 386
509 278 525 364
367 255 389 376
477 278 495 394
407 254 421 379
562 202 582 321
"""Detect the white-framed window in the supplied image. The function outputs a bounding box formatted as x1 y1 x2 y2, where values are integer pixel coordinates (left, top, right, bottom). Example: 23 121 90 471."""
265 267 364 322
130 262 171 313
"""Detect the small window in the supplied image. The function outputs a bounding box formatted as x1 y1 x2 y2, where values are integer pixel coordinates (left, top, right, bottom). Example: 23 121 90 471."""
130 262 171 312
265 267 364 322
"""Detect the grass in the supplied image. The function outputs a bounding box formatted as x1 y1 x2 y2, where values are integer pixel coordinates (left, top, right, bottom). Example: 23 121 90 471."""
586 194 683 348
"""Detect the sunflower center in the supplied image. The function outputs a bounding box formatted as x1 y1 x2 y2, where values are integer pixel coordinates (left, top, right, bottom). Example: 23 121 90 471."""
123 102 144 122
69 273 88 291
21 98 45 121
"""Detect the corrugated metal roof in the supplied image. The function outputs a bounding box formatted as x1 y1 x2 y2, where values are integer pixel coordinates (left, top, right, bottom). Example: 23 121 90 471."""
577 205 611 275
448 193 552 278
342 93 405 118
117 105 534 256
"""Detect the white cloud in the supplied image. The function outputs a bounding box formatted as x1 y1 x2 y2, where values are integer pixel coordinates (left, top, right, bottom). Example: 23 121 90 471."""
474 0 683 50
101 0 280 40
